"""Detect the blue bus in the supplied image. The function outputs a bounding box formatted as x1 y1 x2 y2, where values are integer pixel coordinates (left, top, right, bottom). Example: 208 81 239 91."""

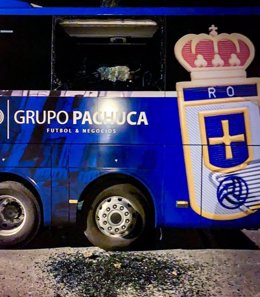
0 1 260 250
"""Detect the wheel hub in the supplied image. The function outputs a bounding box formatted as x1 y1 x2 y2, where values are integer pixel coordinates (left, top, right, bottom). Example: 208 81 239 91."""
109 212 122 225
95 196 138 238
3 204 22 221
0 195 25 235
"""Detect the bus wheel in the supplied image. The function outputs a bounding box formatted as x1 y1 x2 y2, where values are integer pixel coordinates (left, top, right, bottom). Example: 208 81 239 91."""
83 183 152 250
0 181 41 248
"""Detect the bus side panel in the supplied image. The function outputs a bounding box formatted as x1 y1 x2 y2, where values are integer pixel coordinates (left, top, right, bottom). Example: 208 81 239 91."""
0 144 52 225
51 144 70 226
163 145 202 228
68 144 165 226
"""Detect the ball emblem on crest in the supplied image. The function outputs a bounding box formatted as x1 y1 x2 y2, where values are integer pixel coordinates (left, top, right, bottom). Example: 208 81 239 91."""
217 176 248 209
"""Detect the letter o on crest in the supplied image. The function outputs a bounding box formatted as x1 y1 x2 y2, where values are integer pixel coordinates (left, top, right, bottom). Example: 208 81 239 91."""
226 86 235 97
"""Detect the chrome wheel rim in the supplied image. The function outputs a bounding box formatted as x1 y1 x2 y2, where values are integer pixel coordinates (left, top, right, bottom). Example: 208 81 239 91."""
95 196 139 238
0 195 26 236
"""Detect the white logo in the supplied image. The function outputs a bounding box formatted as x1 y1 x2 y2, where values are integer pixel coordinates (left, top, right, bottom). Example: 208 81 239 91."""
13 110 149 126
0 110 4 124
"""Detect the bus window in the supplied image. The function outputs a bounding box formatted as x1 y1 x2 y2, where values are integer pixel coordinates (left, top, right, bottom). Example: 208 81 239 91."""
53 17 163 91
0 16 52 90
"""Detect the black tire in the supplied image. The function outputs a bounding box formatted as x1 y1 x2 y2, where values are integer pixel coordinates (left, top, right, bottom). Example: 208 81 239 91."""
83 183 153 250
0 181 41 248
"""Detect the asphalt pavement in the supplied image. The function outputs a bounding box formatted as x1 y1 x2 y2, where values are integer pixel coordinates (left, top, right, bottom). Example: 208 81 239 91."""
0 228 259 297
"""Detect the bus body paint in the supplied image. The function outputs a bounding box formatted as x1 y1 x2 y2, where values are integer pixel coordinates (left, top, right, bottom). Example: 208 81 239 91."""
0 93 259 229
